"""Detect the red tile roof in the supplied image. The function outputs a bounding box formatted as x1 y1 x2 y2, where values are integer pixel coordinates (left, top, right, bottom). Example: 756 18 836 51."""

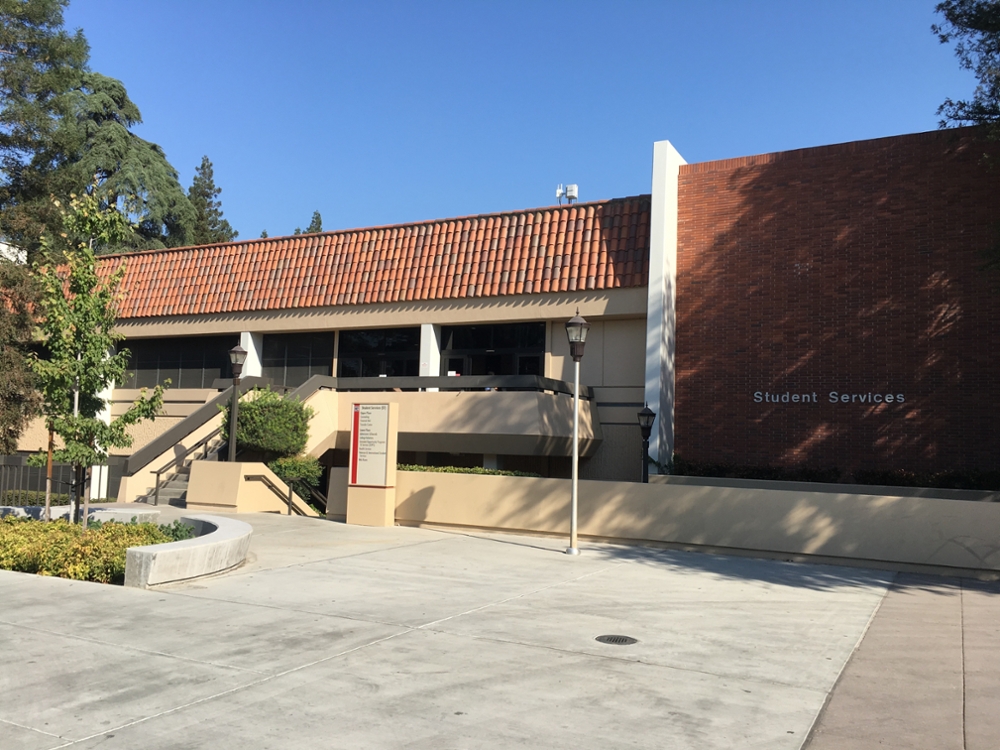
99 197 651 320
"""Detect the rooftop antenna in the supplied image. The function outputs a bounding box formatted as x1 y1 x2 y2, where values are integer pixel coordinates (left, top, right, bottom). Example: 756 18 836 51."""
556 184 579 205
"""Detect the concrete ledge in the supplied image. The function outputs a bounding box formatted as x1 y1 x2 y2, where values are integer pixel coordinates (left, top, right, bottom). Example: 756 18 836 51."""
124 514 252 589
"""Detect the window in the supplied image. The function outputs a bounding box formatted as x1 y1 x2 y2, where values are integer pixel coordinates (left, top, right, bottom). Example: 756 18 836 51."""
261 332 334 388
337 327 419 377
439 323 544 376
122 335 238 389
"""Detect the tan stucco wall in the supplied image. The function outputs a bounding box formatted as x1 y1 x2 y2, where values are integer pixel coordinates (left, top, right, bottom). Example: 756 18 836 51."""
186 460 318 516
391 472 1000 573
115 288 647 338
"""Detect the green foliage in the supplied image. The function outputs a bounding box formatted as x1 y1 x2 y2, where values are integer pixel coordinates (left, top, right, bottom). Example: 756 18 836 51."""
0 3 194 256
156 518 196 541
260 229 268 238
397 463 542 478
934 1 1000 133
188 155 237 245
1 490 70 506
0 515 171 584
0 258 41 452
30 195 165 471
293 211 322 235
220 387 313 459
268 455 322 487
0 0 89 255
306 211 322 233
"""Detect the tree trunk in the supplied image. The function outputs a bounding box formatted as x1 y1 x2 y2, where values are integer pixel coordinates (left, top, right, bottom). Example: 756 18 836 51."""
44 427 54 522
81 466 91 530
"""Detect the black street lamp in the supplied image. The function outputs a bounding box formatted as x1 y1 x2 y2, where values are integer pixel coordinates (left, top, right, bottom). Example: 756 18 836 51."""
564 310 590 555
228 345 247 463
637 404 656 483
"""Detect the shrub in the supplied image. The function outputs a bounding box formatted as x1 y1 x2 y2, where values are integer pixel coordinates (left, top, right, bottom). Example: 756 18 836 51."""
268 455 322 490
220 387 314 459
0 517 173 584
1 490 71 506
397 463 541 478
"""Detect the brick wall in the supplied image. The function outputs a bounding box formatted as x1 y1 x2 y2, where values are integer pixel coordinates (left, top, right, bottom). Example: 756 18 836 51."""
675 127 1000 474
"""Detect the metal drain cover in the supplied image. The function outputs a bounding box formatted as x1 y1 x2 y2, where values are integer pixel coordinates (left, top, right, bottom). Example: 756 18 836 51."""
595 634 638 646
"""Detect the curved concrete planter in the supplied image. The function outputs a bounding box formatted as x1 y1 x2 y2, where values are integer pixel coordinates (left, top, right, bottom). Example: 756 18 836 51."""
124 515 252 589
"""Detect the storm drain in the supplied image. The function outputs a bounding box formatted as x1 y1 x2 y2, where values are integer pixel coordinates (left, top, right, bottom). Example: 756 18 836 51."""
595 635 638 646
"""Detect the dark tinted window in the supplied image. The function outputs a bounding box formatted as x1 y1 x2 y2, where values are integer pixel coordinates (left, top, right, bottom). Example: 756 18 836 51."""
122 335 238 389
337 327 419 378
262 332 334 387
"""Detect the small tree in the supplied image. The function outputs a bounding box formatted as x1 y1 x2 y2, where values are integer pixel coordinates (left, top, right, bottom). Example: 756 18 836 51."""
30 192 165 524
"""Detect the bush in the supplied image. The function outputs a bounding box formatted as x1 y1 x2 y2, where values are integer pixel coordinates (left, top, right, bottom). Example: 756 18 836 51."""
0 517 173 584
221 387 313 459
1 490 71 506
268 455 322 489
397 463 541 478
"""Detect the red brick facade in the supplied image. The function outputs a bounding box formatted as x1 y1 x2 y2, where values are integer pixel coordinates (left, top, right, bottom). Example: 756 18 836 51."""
675 128 1000 474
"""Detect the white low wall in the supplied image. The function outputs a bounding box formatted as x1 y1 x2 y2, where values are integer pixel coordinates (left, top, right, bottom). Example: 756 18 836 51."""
392 472 1000 574
124 514 252 589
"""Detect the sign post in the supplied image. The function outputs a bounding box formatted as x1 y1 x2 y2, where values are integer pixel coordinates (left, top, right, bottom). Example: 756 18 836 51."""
346 403 399 527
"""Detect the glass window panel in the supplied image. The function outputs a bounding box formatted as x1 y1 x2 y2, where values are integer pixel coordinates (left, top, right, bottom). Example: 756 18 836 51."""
518 355 542 375
157 367 179 387
178 368 204 389
338 358 362 377
262 365 285 385
283 366 310 387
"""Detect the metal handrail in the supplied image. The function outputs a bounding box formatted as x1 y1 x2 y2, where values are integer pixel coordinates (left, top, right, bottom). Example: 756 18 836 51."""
244 473 302 516
152 428 221 506
307 485 328 513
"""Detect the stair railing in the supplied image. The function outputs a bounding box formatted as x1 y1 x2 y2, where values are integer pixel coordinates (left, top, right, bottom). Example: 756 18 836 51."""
244 473 300 515
151 428 222 506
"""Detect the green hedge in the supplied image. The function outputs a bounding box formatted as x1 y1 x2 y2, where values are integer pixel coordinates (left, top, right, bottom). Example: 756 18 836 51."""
397 464 541 478
221 387 314 459
1 490 71 506
0 517 174 584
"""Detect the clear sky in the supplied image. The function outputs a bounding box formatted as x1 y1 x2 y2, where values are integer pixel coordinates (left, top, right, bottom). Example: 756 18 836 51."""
64 0 974 242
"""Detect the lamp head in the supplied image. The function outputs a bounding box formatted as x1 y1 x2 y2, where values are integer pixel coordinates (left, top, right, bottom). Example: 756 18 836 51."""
565 311 590 362
637 404 656 440
229 345 248 379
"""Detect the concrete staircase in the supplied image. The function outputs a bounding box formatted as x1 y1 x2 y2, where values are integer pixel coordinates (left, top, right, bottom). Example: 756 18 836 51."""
136 464 192 507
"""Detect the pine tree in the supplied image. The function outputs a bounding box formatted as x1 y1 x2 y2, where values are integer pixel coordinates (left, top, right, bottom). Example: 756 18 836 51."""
293 211 322 236
306 210 322 233
188 156 237 245
0 2 195 256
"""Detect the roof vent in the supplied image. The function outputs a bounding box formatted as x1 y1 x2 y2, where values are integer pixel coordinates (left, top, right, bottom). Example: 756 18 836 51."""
556 184 579 205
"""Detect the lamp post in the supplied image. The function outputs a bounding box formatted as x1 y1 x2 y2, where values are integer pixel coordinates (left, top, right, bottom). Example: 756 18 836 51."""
565 310 590 555
228 345 247 463
637 405 656 483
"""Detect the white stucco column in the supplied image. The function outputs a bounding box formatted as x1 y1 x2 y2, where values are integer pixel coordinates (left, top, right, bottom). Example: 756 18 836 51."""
240 332 263 378
644 140 686 471
419 324 441 378
89 380 114 500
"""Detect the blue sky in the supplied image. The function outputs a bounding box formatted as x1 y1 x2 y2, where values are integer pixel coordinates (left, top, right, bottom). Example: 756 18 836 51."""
64 1 973 241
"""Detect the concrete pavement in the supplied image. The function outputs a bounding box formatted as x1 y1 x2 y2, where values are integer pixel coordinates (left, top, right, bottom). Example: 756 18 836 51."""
0 512 993 749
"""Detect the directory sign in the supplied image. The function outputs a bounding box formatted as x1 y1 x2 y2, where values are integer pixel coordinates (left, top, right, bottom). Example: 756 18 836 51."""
349 403 390 486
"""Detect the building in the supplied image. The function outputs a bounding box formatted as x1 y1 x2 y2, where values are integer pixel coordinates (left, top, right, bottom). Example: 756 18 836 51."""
12 126 1000 497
